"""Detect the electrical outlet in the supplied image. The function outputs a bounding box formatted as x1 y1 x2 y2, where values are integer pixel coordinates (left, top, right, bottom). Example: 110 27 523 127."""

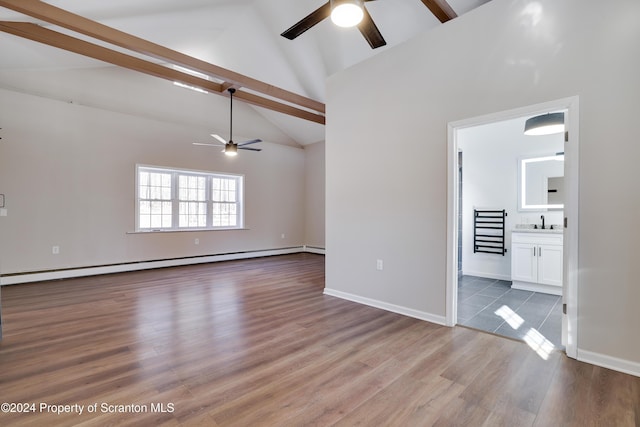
194 238 199 245
281 233 285 239
376 259 383 271
52 246 60 255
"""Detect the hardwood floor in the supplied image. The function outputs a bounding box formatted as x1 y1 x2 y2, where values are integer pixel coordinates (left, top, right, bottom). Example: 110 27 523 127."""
0 253 638 426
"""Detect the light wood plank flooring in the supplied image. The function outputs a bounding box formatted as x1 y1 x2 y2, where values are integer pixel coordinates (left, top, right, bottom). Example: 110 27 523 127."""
0 253 638 426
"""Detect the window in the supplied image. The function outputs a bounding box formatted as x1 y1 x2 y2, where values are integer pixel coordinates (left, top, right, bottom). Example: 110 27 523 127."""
178 175 207 228
136 165 243 231
212 177 238 227
138 170 172 229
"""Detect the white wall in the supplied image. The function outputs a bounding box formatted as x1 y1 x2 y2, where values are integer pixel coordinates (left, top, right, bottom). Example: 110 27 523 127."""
0 88 306 276
326 0 640 368
458 116 563 280
304 141 325 249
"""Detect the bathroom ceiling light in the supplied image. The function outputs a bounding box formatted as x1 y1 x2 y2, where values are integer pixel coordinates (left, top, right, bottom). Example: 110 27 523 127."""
330 0 364 28
524 112 565 136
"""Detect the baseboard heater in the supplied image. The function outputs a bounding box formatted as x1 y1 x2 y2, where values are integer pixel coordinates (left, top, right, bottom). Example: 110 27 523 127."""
473 209 507 256
0 246 324 286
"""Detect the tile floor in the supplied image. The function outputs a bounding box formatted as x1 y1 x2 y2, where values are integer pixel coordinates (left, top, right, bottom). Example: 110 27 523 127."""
457 275 563 349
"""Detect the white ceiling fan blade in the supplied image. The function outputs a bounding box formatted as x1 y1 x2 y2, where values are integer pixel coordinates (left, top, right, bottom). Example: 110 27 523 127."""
211 134 227 144
193 142 224 147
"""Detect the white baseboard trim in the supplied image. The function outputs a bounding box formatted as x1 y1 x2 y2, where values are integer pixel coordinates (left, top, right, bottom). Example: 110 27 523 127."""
303 245 326 255
323 288 447 326
1 246 324 285
578 349 640 378
461 270 511 281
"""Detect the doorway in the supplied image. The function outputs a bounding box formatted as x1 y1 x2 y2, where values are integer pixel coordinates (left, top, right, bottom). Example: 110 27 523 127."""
457 151 463 277
445 97 580 359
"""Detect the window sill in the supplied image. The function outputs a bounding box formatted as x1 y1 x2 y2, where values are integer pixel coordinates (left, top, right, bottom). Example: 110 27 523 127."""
127 228 250 234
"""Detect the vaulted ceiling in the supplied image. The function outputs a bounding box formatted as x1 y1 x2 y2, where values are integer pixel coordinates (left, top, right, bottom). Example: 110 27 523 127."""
0 0 490 147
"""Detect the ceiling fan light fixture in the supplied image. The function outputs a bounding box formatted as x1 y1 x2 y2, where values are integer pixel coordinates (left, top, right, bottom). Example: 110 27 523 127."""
524 112 565 136
330 0 364 28
224 143 238 157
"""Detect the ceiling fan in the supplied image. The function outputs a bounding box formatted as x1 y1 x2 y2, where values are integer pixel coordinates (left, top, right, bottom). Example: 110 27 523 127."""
281 0 458 49
193 88 262 156
281 0 386 49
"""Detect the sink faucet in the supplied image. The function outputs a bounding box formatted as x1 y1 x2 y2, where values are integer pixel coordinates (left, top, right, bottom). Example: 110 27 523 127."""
540 215 546 230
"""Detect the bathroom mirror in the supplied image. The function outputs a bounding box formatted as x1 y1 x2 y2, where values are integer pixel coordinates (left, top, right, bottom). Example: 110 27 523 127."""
518 154 564 211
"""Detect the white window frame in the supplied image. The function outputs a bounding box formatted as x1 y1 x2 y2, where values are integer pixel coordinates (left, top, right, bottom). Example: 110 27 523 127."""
135 165 244 232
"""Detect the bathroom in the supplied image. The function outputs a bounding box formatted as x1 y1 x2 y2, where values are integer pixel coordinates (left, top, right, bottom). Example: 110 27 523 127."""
456 112 565 348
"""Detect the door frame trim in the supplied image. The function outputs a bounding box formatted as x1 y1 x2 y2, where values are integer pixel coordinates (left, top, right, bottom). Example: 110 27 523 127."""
445 96 579 358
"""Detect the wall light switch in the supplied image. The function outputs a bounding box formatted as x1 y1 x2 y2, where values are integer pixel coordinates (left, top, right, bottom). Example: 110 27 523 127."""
194 238 199 245
52 246 60 255
281 233 285 239
0 208 6 217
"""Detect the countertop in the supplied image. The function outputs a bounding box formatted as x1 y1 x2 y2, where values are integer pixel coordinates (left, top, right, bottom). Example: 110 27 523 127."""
512 225 563 234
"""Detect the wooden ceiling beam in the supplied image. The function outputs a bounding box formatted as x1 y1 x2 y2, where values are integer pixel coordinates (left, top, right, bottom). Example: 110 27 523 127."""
420 0 458 23
0 0 325 116
0 22 326 125
221 82 240 92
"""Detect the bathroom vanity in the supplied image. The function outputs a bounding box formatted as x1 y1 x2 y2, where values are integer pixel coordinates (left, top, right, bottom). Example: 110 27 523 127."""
511 228 563 295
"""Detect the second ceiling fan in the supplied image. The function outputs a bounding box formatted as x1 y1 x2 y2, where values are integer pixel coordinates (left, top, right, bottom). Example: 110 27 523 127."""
193 88 262 156
281 0 385 49
281 0 458 49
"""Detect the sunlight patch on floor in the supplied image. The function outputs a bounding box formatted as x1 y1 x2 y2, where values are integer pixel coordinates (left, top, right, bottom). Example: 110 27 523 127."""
523 328 554 360
494 305 524 330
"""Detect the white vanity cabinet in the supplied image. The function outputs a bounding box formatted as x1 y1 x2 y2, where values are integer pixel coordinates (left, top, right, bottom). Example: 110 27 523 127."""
511 231 563 295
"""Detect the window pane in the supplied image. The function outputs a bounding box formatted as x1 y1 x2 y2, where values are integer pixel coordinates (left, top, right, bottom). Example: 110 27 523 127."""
162 202 172 227
162 187 171 199
212 178 236 202
139 186 149 199
139 198 172 229
150 214 161 228
212 201 238 227
179 174 206 202
140 171 171 201
179 201 207 227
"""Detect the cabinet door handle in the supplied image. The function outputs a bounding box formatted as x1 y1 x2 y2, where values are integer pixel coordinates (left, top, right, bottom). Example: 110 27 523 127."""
538 246 542 257
533 247 536 257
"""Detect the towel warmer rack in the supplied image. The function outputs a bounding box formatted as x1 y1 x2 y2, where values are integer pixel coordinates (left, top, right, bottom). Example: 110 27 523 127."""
473 209 507 255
